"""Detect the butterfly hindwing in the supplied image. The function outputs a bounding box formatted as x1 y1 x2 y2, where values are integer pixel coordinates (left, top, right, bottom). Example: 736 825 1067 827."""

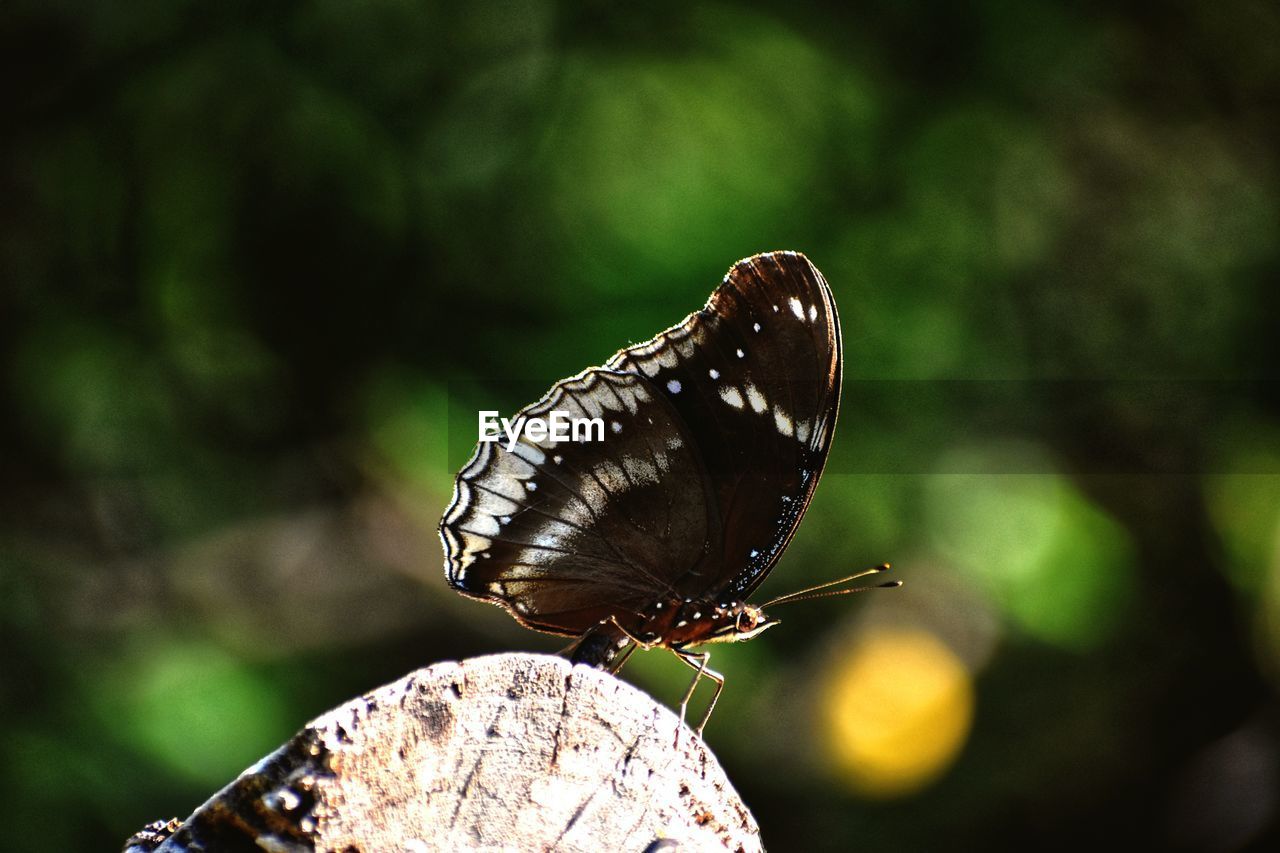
441 369 718 636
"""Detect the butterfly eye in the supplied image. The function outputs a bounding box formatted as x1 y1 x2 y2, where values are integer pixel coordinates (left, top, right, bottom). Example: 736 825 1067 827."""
736 609 757 633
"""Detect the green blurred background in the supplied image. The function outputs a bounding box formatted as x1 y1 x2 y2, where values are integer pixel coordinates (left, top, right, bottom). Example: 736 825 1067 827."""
4 1 1280 850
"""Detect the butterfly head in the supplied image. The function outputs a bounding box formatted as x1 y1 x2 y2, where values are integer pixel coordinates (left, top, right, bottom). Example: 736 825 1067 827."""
700 601 780 644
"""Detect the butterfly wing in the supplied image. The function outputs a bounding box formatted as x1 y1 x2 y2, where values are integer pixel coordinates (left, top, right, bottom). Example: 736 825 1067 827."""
606 251 842 599
440 251 841 637
440 369 720 637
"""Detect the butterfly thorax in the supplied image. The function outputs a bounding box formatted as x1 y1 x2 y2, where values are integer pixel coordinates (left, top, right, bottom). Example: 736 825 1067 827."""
631 597 780 649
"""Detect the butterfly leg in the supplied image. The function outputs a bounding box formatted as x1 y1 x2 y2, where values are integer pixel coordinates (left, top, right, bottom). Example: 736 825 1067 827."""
673 649 725 736
606 614 663 649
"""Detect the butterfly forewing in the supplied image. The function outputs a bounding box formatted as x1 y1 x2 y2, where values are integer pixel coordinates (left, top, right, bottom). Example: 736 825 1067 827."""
605 252 842 598
442 369 717 636
440 250 841 641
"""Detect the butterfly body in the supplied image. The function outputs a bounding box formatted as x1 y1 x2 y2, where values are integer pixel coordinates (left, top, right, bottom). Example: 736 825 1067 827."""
440 251 844 732
576 596 779 660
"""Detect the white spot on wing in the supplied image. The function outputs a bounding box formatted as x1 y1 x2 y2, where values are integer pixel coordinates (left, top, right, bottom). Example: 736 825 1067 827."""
789 297 805 320
611 421 622 433
475 488 519 517
575 476 604 510
809 304 818 322
561 498 594 527
796 420 811 443
708 368 719 379
471 516 500 536
525 481 538 491
594 460 627 493
623 456 659 485
745 383 767 414
753 322 761 332
774 409 794 437
667 379 682 394
736 348 745 359
512 442 545 465
719 386 745 410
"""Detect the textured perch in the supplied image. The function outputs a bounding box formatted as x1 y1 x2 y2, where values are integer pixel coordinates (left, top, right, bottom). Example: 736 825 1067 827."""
127 653 761 852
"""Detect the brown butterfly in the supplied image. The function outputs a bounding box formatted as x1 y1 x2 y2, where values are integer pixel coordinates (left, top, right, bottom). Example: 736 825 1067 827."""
441 252 895 732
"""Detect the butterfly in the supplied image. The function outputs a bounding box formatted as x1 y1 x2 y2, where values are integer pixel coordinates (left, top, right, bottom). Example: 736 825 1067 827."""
439 251 895 733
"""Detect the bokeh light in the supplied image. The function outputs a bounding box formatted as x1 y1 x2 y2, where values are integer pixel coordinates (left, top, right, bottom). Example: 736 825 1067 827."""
542 7 874 299
1207 425 1280 683
821 625 974 798
87 639 291 785
926 445 1136 650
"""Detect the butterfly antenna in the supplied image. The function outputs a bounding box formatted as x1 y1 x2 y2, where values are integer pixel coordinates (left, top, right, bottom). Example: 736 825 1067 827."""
763 563 899 608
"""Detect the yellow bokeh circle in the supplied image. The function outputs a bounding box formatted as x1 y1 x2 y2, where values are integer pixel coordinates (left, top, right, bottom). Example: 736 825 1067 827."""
822 626 974 798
